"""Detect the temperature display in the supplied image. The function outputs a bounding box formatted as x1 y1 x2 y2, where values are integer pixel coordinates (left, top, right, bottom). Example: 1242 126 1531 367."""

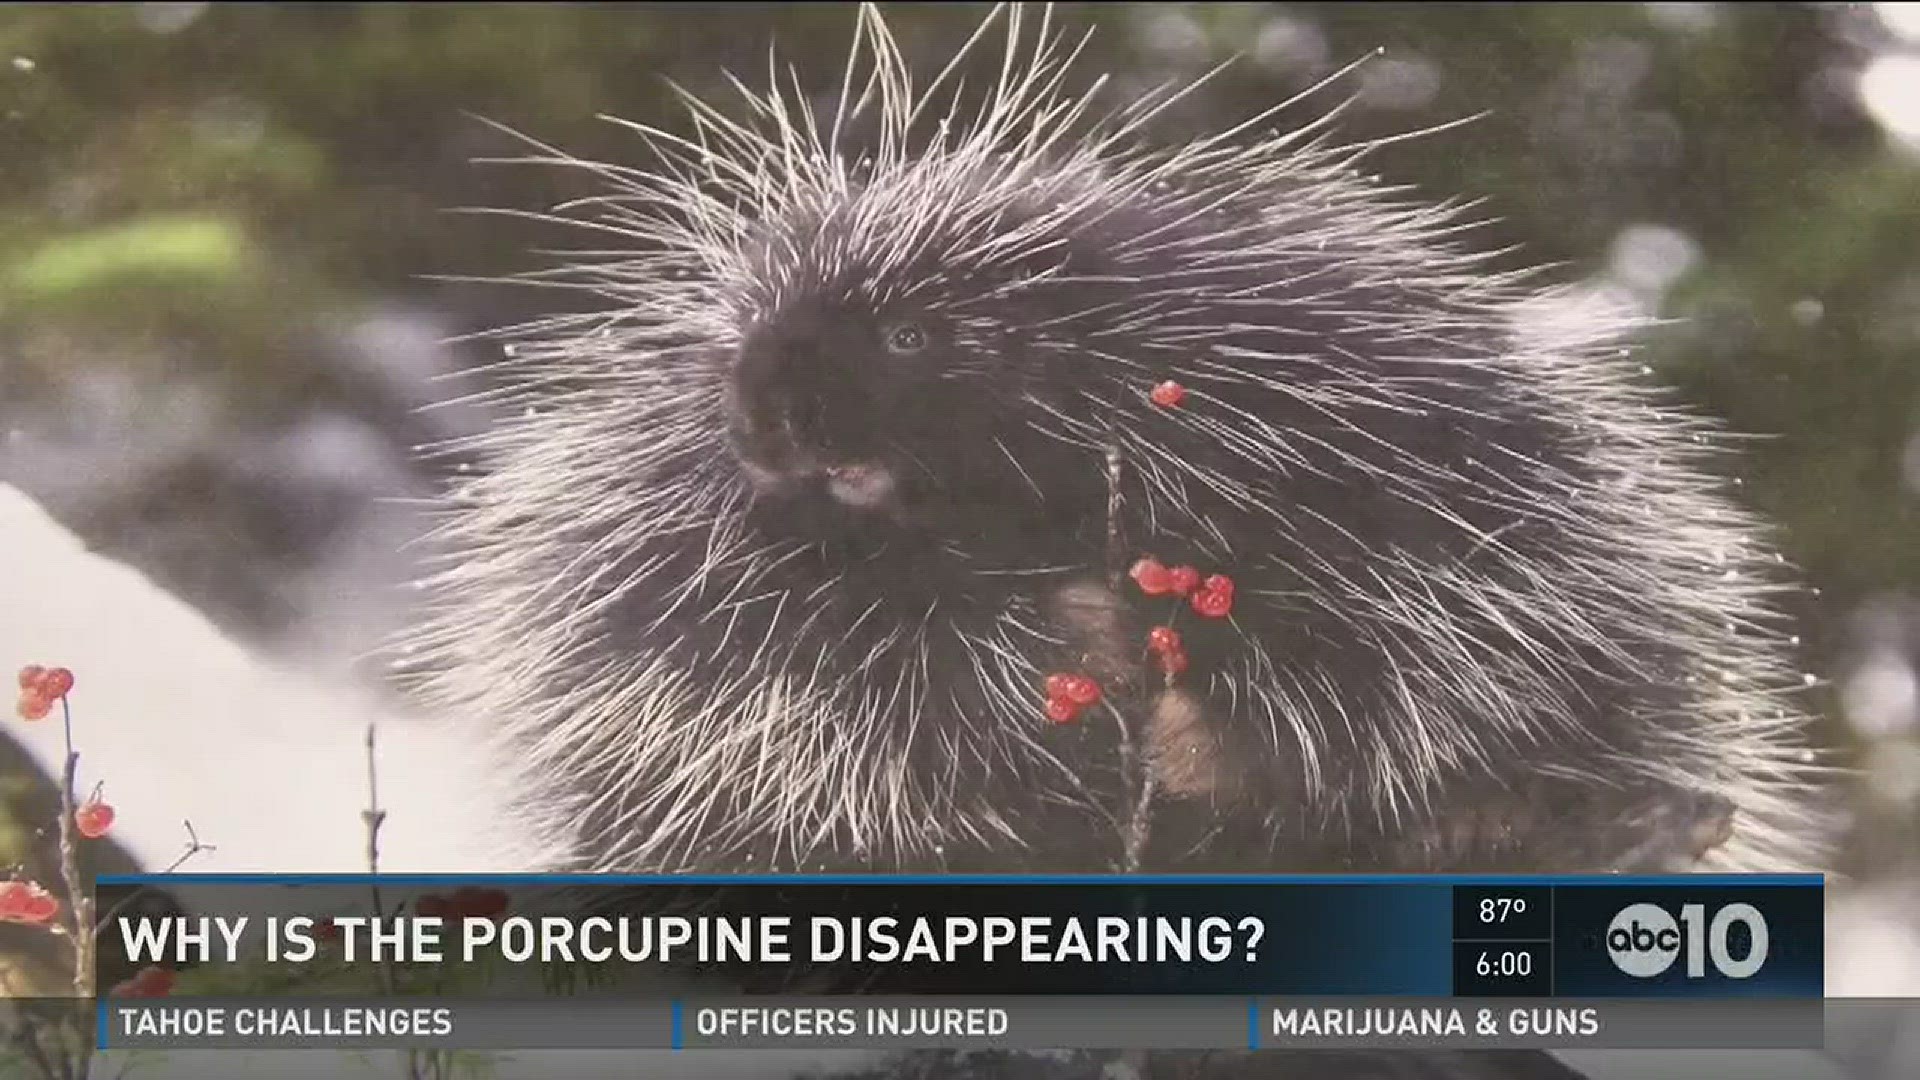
1452 885 1553 941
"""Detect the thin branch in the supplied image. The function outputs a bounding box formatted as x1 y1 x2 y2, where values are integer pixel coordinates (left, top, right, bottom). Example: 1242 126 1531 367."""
362 721 399 1009
1100 433 1158 871
1103 440 1126 591
363 722 437 1080
1104 697 1158 873
94 822 216 932
363 721 391 944
54 697 93 998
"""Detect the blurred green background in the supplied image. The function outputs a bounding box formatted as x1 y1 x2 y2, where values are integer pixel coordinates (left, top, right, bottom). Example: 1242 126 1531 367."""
0 1 1915 893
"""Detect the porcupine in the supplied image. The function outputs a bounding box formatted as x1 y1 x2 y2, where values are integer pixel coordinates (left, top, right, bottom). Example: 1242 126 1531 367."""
402 4 1835 1078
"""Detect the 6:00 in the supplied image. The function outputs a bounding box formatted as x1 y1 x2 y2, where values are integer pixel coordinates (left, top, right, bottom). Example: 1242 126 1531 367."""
1475 949 1535 978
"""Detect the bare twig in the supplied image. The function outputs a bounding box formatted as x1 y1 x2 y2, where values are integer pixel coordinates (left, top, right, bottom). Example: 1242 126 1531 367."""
1104 699 1158 873
1100 435 1158 870
94 822 216 932
363 720 392 971
1104 440 1127 591
362 721 445 1080
42 696 97 1080
54 698 94 998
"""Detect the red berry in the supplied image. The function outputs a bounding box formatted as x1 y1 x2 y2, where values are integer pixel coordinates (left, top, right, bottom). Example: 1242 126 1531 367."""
1129 558 1173 596
75 800 114 839
1147 626 1181 654
1158 649 1190 677
40 668 73 698
1192 589 1234 618
1061 675 1101 707
110 966 174 998
1 882 59 924
1149 381 1186 408
1167 566 1201 597
16 691 52 722
1044 697 1080 724
17 666 45 691
1043 673 1074 700
1202 574 1235 598
25 894 58 925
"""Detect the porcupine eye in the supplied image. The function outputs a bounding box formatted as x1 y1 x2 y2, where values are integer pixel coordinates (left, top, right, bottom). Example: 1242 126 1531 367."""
884 321 927 356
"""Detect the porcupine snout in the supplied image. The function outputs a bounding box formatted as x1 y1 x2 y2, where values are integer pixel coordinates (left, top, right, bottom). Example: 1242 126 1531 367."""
725 310 903 515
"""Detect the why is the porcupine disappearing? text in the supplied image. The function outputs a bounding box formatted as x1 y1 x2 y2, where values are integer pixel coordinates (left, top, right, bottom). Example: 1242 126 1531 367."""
458 915 1258 965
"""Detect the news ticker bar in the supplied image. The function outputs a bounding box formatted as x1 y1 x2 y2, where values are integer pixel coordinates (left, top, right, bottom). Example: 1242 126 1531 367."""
97 996 1823 1051
95 874 1824 999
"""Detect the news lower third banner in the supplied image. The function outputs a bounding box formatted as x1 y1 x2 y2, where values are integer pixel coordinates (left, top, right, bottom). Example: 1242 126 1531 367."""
87 874 1825 1051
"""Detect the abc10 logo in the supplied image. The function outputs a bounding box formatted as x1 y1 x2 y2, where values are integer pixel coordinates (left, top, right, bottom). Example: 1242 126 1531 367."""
1600 902 1772 979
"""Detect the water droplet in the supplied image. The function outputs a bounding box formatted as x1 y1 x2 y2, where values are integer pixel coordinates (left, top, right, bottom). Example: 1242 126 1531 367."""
1802 673 1819 687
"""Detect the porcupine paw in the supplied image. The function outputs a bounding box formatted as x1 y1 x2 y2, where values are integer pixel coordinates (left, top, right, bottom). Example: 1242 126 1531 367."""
1598 789 1737 872
1047 576 1139 692
1043 577 1243 803
1382 786 1739 873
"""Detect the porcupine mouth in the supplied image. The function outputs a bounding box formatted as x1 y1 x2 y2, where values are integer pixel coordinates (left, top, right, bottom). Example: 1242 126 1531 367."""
820 461 897 509
735 450 872 494
739 455 904 515
737 452 931 558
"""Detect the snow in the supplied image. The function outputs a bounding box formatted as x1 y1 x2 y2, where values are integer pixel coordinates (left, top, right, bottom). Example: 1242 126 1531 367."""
0 481 532 875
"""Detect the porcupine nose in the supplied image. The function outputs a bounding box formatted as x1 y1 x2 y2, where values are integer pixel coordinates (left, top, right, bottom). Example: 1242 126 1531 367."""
730 325 900 515
761 387 830 445
733 326 843 449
